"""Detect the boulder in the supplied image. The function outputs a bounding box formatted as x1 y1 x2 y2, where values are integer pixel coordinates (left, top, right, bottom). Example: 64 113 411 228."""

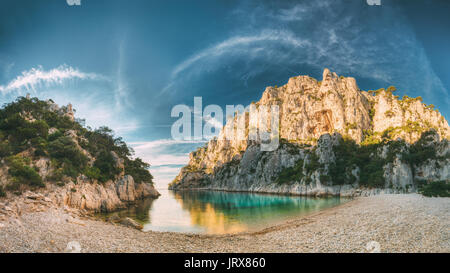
116 175 136 202
120 217 143 230
135 182 160 198
24 191 44 200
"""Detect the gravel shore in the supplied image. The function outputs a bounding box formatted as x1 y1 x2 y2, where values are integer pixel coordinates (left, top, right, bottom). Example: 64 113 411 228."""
0 194 448 253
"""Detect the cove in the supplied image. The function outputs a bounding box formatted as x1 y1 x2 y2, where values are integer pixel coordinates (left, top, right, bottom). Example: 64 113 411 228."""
99 189 347 234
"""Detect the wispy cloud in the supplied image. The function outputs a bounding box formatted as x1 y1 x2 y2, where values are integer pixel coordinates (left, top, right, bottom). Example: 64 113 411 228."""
161 30 310 94
130 139 206 187
159 31 312 94
114 39 132 111
0 65 105 94
162 0 448 110
171 30 309 78
0 62 142 136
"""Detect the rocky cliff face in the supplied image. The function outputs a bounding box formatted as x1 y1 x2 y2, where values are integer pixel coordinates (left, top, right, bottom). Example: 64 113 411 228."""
0 174 160 221
0 174 161 221
170 69 450 196
60 175 159 212
13 134 161 212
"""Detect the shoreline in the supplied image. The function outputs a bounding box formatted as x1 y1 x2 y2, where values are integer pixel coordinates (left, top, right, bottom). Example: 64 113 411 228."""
169 187 358 200
169 186 411 198
0 193 449 252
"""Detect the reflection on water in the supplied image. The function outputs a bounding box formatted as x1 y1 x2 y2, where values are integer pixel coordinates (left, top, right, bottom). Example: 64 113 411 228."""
97 197 156 224
100 189 346 234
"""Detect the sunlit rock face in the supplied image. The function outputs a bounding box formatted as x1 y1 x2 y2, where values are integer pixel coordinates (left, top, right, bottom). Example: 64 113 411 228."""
276 68 371 143
55 175 160 212
170 69 450 196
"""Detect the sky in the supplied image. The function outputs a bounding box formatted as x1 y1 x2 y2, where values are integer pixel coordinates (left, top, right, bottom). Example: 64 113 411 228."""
0 0 449 189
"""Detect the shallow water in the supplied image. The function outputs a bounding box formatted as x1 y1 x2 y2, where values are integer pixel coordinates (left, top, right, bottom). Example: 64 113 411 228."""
101 189 347 234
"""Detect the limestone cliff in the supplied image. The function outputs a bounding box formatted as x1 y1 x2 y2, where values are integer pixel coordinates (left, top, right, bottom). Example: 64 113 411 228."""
58 174 159 212
170 69 450 196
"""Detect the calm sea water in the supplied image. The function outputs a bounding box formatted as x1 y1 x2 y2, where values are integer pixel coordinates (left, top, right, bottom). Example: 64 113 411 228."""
101 189 346 234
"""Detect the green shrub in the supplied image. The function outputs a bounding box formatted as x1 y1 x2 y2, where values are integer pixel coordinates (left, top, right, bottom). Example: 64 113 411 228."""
6 155 44 188
61 162 79 179
328 137 386 188
419 181 450 197
31 137 48 157
305 152 321 173
385 140 406 162
403 131 439 167
124 158 153 184
84 166 101 180
48 130 63 141
47 167 64 182
387 86 397 93
0 186 6 197
94 151 120 182
275 159 304 184
319 174 331 185
384 110 394 118
345 122 357 130
328 137 358 185
0 139 12 157
48 136 88 170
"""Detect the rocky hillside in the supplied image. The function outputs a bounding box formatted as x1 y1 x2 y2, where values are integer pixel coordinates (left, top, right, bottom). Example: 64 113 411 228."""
0 96 159 212
170 69 450 197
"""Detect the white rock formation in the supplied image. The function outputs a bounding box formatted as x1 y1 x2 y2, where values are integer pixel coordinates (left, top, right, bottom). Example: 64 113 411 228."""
170 69 450 196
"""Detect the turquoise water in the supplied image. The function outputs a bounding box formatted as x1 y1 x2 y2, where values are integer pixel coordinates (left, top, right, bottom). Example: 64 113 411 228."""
103 189 346 234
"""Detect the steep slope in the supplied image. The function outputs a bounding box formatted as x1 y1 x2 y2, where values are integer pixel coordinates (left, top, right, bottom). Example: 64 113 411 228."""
170 69 450 196
0 96 159 212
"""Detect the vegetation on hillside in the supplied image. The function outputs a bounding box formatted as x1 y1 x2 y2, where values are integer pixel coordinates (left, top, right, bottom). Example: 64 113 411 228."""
276 159 304 185
274 130 447 190
0 96 153 194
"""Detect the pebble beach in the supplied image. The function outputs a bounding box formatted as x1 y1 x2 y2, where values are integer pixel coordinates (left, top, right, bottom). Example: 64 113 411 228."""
0 194 448 253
